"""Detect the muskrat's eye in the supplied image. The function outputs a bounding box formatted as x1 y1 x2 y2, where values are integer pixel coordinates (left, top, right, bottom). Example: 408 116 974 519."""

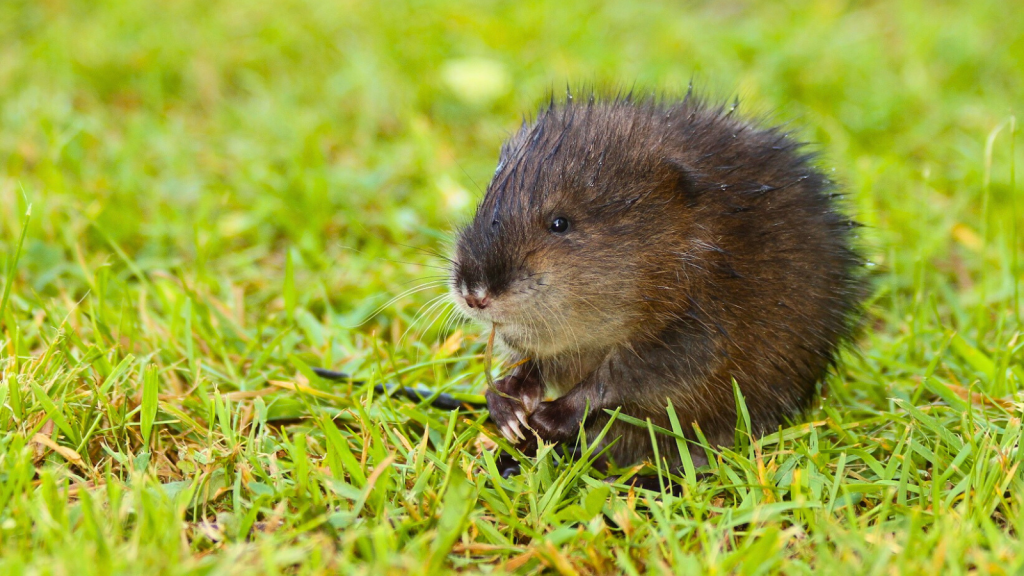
549 217 570 234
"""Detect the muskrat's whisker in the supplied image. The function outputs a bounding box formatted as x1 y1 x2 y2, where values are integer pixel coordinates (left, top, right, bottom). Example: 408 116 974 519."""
399 293 453 346
392 241 459 267
400 293 447 334
437 302 457 340
397 275 450 287
545 298 584 380
530 298 562 357
566 289 613 322
346 281 449 328
332 242 453 271
439 303 465 341
389 261 451 272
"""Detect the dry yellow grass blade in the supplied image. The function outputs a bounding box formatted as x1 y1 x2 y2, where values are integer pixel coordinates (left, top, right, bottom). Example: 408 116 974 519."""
31 433 83 465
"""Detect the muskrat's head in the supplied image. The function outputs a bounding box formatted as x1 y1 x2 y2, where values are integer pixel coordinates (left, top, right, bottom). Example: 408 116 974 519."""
450 97 701 359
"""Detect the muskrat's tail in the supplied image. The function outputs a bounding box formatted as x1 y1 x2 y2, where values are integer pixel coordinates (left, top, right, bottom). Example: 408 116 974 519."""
312 368 486 411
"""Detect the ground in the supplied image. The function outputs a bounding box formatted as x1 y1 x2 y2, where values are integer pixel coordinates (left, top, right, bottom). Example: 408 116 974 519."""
1 0 1023 574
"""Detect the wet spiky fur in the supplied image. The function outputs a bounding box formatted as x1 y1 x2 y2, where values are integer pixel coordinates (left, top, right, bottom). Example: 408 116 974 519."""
451 90 866 469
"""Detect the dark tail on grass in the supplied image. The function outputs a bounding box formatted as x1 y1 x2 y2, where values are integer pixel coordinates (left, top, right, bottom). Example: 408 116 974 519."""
314 368 524 479
312 368 486 411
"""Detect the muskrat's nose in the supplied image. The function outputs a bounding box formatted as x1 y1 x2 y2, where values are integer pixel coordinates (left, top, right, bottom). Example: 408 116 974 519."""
464 292 491 309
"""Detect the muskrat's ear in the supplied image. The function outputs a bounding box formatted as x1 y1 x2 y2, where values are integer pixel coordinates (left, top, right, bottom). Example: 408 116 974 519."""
663 158 701 203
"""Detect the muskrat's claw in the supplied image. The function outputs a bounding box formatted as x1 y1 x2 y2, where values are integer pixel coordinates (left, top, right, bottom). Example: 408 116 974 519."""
486 377 529 443
520 387 541 414
502 419 526 442
513 406 530 430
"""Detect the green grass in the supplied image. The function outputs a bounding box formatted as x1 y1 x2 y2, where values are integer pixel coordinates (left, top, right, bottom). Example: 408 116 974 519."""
1 0 1022 573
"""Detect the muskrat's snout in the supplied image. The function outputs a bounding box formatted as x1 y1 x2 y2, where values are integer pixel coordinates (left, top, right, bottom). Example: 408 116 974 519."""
449 221 533 319
449 244 560 356
462 292 490 310
452 272 493 311
449 256 499 322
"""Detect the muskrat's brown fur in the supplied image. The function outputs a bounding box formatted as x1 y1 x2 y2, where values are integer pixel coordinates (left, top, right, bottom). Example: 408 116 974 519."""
451 90 866 470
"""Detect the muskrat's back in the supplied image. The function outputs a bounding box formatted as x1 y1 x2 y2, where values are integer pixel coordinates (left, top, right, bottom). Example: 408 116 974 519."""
451 92 866 469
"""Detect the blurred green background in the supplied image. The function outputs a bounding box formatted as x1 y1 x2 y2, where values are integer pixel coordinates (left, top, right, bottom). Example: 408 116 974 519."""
3 0 1020 320
1 0 1023 573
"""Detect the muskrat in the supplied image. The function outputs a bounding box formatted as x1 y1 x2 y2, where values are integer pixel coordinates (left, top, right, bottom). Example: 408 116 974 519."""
450 90 866 472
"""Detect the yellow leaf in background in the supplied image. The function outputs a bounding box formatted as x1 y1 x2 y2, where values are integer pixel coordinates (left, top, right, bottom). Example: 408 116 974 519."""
440 57 510 105
436 174 471 212
439 329 463 357
952 223 983 251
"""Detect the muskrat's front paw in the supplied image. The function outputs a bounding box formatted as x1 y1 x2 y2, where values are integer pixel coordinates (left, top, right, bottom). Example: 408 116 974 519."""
527 399 584 443
486 387 530 442
485 368 543 443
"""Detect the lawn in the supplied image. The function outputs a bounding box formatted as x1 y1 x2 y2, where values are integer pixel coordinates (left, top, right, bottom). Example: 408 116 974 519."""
1 0 1022 573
